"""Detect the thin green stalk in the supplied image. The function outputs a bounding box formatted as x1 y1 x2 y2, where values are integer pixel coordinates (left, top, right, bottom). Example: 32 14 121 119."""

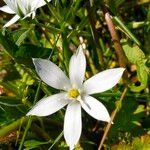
0 117 27 137
113 16 141 46
18 117 32 150
95 92 148 99
34 20 62 33
127 21 149 29
44 0 61 23
62 33 71 73
31 124 50 140
0 96 21 106
19 30 59 148
63 0 81 23
86 50 98 75
48 131 63 150
19 82 41 150
33 82 42 104
48 34 61 60
99 38 106 53
41 83 52 95
86 4 104 68
89 23 104 69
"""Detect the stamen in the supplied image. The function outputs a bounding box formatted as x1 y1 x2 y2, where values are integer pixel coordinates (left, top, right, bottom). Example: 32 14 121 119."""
68 89 79 99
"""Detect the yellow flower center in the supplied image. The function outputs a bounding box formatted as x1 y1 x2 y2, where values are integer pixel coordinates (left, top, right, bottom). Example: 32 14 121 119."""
68 89 80 99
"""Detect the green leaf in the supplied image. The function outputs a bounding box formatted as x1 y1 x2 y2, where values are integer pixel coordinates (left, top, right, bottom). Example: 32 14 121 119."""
0 81 21 97
0 96 22 107
13 28 31 46
62 33 71 71
130 65 148 92
14 44 52 67
0 32 52 65
24 140 50 149
122 41 149 92
16 44 51 59
133 105 145 114
108 98 145 144
0 32 18 58
113 16 141 46
122 42 145 64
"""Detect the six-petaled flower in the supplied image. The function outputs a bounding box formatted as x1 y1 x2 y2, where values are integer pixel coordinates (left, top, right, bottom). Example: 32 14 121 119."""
27 45 125 150
0 0 51 27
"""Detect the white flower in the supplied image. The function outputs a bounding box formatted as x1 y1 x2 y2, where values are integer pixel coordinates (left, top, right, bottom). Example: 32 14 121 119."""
0 0 51 27
27 45 125 150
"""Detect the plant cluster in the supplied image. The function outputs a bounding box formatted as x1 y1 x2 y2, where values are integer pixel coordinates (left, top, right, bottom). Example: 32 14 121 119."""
0 0 149 150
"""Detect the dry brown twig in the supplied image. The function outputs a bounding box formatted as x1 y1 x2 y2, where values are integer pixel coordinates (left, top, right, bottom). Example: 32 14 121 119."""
98 87 128 150
97 12 128 150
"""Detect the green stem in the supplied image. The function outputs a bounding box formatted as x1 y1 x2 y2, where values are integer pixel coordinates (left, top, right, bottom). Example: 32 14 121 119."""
18 117 32 150
48 131 63 150
48 34 61 60
95 92 148 99
86 50 98 75
41 84 52 95
86 4 104 68
44 0 61 23
33 82 41 104
19 82 41 150
0 117 27 137
33 20 62 33
0 96 21 106
31 124 50 140
113 16 141 46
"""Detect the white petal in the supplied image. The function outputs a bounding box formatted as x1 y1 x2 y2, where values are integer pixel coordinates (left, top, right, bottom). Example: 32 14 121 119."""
64 101 82 150
33 58 71 91
3 15 20 27
81 96 110 122
16 0 26 15
26 93 69 116
69 45 86 88
84 68 125 95
31 11 36 19
0 5 15 14
4 0 16 12
31 0 51 10
36 0 51 9
23 11 35 19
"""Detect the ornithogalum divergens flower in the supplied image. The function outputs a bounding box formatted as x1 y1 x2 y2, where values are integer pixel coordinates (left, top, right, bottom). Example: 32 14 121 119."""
27 45 125 150
0 0 51 27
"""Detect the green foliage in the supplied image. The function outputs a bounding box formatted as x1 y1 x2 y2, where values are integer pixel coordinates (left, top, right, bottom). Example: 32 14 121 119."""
111 135 150 150
122 41 149 92
0 0 149 149
108 97 146 144
24 140 51 150
11 28 32 46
